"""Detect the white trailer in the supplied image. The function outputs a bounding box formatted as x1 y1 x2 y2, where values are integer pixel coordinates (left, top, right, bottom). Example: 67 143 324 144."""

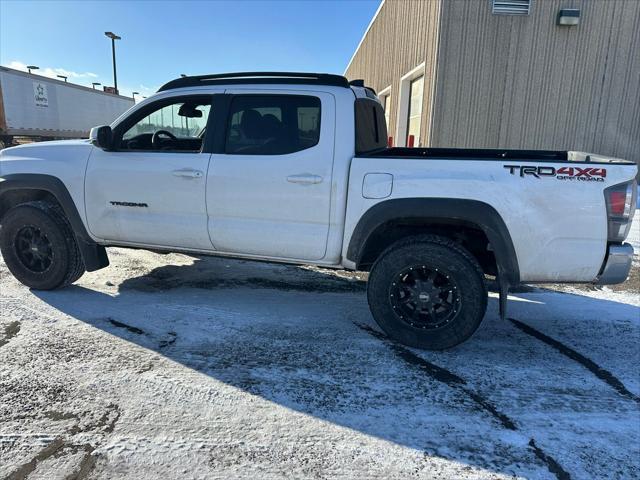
0 66 134 148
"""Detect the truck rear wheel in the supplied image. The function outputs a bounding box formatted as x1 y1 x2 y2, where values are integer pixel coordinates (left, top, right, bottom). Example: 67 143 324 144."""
0 201 85 290
367 235 487 350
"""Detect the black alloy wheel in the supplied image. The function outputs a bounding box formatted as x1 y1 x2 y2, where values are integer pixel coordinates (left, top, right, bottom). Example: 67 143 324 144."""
14 225 54 273
389 265 461 330
367 235 488 350
0 201 85 290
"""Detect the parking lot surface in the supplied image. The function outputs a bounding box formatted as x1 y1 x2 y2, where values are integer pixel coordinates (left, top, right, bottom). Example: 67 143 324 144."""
1 246 639 479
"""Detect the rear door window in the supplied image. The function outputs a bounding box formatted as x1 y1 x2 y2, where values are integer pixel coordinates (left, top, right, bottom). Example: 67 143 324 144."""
225 95 321 155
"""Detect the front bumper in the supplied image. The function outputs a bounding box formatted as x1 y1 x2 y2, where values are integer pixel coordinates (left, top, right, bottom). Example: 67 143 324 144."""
595 243 634 285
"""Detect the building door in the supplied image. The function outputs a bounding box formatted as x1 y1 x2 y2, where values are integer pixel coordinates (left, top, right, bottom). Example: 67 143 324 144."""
406 75 424 147
382 93 391 129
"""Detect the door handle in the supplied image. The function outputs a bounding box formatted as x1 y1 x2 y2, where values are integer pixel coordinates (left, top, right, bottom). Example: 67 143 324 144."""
286 174 323 185
172 169 203 178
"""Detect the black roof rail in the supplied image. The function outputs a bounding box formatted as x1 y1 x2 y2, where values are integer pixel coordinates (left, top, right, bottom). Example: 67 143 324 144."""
158 71 351 92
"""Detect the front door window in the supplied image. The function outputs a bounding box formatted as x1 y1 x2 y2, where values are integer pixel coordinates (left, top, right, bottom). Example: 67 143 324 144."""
118 98 212 152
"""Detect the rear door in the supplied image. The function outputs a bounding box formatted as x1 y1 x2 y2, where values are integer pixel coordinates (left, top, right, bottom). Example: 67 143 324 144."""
207 91 335 260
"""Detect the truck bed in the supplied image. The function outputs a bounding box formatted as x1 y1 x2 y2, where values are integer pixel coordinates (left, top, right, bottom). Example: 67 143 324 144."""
347 152 637 283
361 147 635 164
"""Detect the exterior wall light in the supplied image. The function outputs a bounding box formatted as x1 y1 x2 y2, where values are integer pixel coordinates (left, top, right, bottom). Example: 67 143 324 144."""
557 8 580 26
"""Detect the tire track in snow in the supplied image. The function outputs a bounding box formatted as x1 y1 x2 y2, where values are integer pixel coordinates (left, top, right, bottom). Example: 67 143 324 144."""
159 331 177 349
0 321 20 348
509 318 640 404
6 441 97 480
355 323 516 429
4 404 120 479
105 317 177 350
5 437 65 480
108 318 145 335
354 322 571 480
64 444 97 480
528 439 571 480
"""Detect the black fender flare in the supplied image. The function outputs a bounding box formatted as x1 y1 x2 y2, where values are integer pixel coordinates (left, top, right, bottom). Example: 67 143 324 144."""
346 198 520 286
0 173 109 271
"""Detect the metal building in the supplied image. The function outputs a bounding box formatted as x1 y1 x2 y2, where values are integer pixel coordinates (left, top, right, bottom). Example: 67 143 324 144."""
345 0 640 165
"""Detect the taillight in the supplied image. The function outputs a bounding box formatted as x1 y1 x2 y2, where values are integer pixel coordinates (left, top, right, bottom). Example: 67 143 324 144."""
605 181 637 242
608 191 627 216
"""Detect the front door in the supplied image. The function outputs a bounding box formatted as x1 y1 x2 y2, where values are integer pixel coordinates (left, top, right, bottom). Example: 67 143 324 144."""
207 91 335 260
85 94 217 249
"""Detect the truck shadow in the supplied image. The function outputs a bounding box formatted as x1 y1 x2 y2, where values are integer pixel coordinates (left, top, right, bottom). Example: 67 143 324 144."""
31 257 640 479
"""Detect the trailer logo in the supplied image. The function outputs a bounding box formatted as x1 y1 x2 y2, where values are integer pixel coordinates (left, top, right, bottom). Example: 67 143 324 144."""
504 165 606 182
33 82 48 107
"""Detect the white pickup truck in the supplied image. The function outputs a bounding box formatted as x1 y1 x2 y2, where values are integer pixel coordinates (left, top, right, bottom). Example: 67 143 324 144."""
0 72 637 350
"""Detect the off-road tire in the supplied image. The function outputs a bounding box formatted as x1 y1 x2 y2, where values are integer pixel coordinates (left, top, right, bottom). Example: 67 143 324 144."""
367 235 488 350
0 201 85 289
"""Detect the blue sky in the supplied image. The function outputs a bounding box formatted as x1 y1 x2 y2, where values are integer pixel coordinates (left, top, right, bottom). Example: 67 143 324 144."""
0 0 379 98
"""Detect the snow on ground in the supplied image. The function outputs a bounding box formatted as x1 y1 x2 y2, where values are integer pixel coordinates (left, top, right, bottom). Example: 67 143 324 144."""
1 244 639 479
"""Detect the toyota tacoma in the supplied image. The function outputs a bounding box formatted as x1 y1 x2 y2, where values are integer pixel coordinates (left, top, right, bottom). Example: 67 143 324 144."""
0 72 636 350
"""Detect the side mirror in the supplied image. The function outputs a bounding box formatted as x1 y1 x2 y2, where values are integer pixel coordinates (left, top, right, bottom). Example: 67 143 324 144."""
89 125 113 150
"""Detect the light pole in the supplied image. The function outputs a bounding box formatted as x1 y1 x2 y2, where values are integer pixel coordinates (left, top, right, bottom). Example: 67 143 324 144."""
57 75 68 82
27 65 39 74
132 91 139 101
92 82 101 90
104 31 121 94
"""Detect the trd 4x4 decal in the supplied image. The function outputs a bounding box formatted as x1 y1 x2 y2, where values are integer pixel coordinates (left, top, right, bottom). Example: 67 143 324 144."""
504 165 606 182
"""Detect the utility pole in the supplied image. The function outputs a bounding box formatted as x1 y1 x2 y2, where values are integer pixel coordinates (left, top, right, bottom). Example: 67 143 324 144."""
104 31 121 94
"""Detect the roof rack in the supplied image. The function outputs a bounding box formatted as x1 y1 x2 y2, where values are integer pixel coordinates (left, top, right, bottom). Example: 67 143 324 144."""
158 72 351 92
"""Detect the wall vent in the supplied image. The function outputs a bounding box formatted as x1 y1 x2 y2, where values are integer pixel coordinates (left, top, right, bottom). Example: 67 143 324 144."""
492 0 530 15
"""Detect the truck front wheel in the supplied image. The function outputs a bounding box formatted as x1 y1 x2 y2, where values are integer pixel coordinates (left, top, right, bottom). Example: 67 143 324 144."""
367 235 488 350
0 201 86 290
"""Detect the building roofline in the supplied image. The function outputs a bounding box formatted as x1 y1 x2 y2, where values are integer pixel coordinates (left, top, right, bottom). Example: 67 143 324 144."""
343 0 385 75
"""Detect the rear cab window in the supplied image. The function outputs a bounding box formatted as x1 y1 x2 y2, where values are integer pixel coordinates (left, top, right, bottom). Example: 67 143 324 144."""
225 95 321 155
354 97 388 155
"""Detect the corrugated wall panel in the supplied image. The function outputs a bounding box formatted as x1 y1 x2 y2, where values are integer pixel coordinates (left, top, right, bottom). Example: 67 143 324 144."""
345 0 441 145
431 0 640 164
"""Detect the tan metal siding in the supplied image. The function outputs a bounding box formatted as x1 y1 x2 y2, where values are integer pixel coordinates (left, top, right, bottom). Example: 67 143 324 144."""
345 0 442 145
431 0 640 164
